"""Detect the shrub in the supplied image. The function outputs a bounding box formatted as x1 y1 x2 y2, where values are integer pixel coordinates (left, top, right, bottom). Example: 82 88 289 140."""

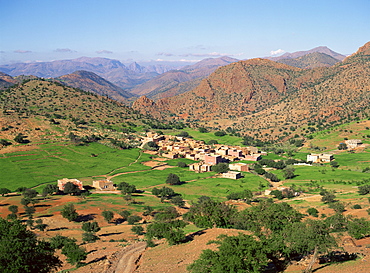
61 204 79 222
166 173 181 185
127 215 142 225
307 208 319 217
177 161 187 168
353 204 362 209
102 210 114 223
214 131 226 136
131 225 144 235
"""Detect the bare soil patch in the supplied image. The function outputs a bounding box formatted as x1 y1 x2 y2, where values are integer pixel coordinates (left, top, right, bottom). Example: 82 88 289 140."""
136 228 249 273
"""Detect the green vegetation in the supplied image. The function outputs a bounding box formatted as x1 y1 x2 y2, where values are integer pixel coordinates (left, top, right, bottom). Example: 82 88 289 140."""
0 143 144 190
0 218 61 273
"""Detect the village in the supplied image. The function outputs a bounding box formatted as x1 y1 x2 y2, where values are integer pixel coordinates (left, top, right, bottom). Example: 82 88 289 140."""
56 133 365 197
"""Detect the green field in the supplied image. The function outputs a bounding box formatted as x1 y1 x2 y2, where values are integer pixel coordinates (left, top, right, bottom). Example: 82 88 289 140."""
161 128 243 146
0 143 143 190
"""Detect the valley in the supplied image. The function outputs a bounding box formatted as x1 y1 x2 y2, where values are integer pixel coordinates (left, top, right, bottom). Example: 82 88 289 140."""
0 42 369 273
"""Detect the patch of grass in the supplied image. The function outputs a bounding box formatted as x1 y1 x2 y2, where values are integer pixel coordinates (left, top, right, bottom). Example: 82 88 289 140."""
161 128 243 146
0 143 144 190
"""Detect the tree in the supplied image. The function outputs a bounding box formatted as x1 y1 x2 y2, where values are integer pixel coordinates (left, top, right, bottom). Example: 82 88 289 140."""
22 189 38 199
176 131 190 137
49 235 76 250
211 163 229 173
264 172 280 182
63 182 81 195
146 220 187 245
207 139 218 145
42 184 58 196
82 221 100 233
171 195 185 207
0 139 11 146
306 207 319 217
270 190 284 200
117 182 136 195
119 210 131 220
226 189 253 201
214 131 226 136
154 206 179 221
198 127 208 133
143 141 159 151
14 133 29 144
61 241 87 267
166 173 181 185
102 210 114 223
282 166 296 179
329 202 345 213
338 143 347 150
283 220 337 273
320 189 336 203
330 161 339 168
0 218 61 273
24 206 36 218
34 219 48 231
127 215 142 225
8 205 18 214
0 188 11 196
61 203 79 222
131 225 144 235
188 233 269 273
177 161 187 168
143 206 153 216
184 196 237 228
152 186 176 199
358 185 370 195
347 218 370 239
82 232 100 243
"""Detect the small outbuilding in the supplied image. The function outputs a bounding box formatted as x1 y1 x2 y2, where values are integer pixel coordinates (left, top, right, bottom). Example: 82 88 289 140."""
93 179 115 191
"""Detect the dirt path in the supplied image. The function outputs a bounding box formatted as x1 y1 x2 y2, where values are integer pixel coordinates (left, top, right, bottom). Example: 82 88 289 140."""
106 242 147 273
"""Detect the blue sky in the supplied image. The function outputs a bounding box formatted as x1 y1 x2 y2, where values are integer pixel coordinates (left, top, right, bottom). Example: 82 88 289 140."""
1 0 369 64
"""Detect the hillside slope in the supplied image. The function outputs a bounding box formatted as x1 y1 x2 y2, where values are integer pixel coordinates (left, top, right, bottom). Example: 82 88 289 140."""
277 52 341 69
56 70 136 102
133 42 370 137
129 56 238 99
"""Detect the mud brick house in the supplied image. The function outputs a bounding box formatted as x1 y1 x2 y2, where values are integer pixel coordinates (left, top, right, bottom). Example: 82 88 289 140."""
204 154 223 165
229 162 250 172
307 153 334 163
345 139 363 149
58 178 84 191
93 179 115 191
189 162 212 173
222 171 242 179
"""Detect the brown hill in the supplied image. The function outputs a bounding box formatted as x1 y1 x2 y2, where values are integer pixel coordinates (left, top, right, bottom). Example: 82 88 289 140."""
56 70 136 102
129 56 238 100
277 52 341 69
266 46 346 61
133 42 370 138
0 72 17 89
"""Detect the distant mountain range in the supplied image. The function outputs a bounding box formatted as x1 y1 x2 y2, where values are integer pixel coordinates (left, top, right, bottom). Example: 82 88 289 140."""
133 41 370 138
129 56 238 99
276 52 342 69
265 46 346 61
1 42 368 141
0 57 180 89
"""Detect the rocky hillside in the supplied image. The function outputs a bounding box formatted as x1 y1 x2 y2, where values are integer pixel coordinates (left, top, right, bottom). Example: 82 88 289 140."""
133 42 370 138
129 56 238 100
277 52 341 69
266 46 346 61
56 70 136 102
